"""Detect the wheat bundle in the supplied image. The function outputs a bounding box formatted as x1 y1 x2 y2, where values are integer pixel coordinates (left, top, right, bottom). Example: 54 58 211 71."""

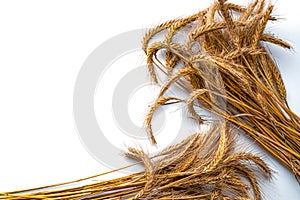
1 0 299 199
0 122 271 199
143 0 300 181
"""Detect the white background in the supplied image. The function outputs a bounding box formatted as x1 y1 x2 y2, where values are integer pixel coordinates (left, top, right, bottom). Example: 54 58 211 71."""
0 0 299 199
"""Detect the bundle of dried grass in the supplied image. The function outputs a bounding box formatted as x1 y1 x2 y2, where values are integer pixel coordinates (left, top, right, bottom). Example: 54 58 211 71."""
0 122 271 199
143 0 300 181
1 0 298 199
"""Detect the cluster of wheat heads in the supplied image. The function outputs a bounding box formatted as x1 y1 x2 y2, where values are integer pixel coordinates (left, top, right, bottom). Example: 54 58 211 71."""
0 123 272 199
1 0 299 199
143 0 300 182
